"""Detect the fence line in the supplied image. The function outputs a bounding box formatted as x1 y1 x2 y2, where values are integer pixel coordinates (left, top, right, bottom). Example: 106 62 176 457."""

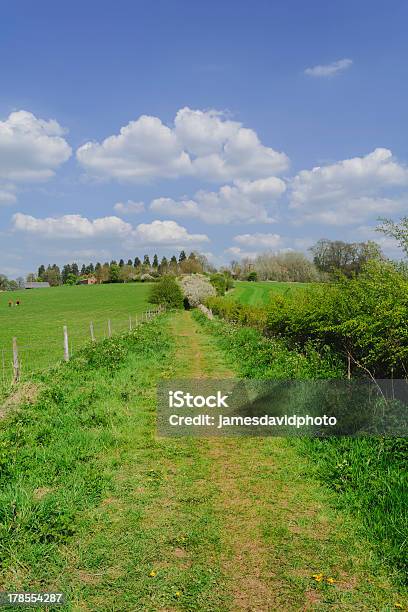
0 305 165 390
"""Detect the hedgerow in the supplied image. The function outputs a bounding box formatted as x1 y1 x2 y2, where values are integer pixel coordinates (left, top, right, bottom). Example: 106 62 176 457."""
207 260 408 378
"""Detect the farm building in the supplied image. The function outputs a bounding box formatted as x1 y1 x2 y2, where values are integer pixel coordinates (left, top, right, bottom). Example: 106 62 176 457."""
25 282 50 289
77 276 97 285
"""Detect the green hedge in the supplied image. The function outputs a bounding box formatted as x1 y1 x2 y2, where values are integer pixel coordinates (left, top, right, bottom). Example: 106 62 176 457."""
207 260 408 378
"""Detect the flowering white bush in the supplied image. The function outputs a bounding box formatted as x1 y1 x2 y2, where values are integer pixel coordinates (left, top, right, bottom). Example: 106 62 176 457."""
140 273 155 282
179 274 216 307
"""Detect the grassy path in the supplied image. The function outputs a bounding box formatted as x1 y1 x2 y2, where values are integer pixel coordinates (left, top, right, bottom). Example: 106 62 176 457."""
3 312 404 610
161 312 405 610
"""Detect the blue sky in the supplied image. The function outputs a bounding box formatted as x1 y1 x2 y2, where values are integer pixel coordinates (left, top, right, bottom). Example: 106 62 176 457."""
1 0 407 276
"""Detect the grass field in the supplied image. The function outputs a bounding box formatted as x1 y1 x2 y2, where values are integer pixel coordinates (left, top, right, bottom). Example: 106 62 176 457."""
229 281 307 305
0 312 405 609
0 283 152 384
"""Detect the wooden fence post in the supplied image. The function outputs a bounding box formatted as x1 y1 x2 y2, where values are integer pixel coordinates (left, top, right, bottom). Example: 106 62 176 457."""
108 319 112 337
63 326 69 361
90 321 95 342
12 337 19 383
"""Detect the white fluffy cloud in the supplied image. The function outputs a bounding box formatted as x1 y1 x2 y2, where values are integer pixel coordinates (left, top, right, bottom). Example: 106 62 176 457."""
77 107 289 183
77 115 191 181
289 148 408 225
150 176 286 224
304 58 353 77
233 232 283 248
12 213 208 246
0 110 71 182
174 108 289 181
132 220 209 245
224 246 259 259
12 213 132 239
113 200 145 214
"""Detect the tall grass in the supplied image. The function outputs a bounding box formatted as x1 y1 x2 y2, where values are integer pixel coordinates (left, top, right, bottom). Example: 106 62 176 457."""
0 317 172 589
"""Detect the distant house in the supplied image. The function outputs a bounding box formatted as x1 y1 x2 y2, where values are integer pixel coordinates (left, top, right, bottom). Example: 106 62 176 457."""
25 282 50 289
77 276 97 285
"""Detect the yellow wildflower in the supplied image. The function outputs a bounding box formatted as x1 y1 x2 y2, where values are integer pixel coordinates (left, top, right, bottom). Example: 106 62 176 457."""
312 573 324 582
149 570 157 577
175 591 181 597
326 577 336 584
394 604 403 610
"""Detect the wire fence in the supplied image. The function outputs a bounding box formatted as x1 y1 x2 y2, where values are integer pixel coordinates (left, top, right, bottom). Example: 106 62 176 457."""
0 306 164 392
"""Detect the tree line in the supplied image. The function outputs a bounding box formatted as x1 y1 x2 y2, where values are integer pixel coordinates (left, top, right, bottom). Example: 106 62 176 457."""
25 251 214 286
230 239 384 282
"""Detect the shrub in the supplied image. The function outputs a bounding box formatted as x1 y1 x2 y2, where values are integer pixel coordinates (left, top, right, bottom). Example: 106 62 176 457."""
210 273 227 296
180 274 216 308
140 273 155 282
149 276 184 309
247 271 258 281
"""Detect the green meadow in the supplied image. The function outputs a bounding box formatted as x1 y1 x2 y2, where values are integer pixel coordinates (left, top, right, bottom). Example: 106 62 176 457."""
228 280 307 305
0 284 151 383
0 312 405 610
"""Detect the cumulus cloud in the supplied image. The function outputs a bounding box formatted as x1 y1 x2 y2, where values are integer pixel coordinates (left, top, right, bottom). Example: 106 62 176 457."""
174 107 289 181
150 176 286 224
77 115 191 181
289 148 408 225
12 213 208 246
77 107 289 183
113 200 145 214
233 232 283 248
0 110 71 182
12 213 132 239
224 246 259 259
304 58 353 77
132 220 209 245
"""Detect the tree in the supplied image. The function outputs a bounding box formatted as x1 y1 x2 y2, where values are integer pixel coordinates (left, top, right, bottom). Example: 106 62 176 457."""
109 263 120 283
65 273 77 285
61 264 72 284
178 250 187 262
180 274 216 308
377 217 408 257
143 254 151 267
119 264 135 283
44 265 60 286
71 262 79 277
210 273 227 296
149 276 184 309
134 256 141 268
169 255 178 274
38 265 46 280
0 274 9 290
127 259 133 266
247 271 258 281
81 264 86 275
95 264 110 284
159 256 168 275
26 272 36 282
152 254 159 268
119 259 125 267
310 239 382 277
179 253 203 274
